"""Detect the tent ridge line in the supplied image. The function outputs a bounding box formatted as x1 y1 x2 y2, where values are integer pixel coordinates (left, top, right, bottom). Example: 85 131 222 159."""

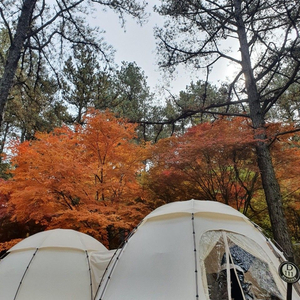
13 247 39 300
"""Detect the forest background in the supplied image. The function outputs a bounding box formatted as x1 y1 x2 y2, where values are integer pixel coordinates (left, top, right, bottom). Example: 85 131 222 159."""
1 0 300 261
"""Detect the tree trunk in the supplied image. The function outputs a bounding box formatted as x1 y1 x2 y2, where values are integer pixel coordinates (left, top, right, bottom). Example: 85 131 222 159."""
256 141 294 256
234 0 294 258
0 0 37 127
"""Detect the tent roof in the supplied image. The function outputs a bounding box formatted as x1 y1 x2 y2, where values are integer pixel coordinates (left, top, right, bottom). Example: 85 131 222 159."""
1 229 110 300
144 199 248 222
9 229 106 252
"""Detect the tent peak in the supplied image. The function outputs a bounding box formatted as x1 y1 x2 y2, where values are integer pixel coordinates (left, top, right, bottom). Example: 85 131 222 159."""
8 229 107 252
143 199 248 222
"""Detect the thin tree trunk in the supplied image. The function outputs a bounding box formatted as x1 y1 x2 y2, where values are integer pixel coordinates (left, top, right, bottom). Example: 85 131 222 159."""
0 0 37 127
234 0 294 258
0 121 9 161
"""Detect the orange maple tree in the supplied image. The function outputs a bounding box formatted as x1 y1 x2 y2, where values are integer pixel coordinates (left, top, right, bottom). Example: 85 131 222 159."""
145 117 261 212
1 109 151 248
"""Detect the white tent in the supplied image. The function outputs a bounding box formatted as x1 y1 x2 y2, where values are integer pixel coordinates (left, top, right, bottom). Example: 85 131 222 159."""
95 199 300 300
0 229 113 300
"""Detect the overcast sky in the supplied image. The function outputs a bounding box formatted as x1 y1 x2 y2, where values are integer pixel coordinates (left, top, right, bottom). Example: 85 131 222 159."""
92 3 239 98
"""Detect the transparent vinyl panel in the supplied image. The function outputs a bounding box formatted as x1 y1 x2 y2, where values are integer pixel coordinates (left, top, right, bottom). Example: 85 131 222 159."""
200 231 283 300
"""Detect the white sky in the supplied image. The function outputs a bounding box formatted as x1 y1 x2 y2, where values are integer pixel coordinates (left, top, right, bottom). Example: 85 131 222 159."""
91 2 240 100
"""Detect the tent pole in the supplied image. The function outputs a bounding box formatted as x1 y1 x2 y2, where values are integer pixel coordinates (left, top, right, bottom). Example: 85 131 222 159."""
13 248 39 300
287 282 292 300
222 232 232 300
192 213 199 299
85 250 93 300
287 256 294 300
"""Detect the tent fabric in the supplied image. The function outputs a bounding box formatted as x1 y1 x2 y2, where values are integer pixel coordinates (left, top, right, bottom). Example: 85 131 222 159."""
0 229 110 300
95 199 300 300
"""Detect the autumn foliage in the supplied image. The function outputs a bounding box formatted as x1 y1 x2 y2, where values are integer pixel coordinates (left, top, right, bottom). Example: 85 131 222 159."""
145 117 261 211
145 117 300 241
2 113 300 251
0 110 151 248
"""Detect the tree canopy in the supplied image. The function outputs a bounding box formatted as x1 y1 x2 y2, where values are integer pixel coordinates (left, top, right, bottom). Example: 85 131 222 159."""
0 0 148 127
0 110 151 248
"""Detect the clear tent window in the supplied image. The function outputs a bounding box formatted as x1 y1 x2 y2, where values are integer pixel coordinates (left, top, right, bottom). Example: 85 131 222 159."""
200 231 284 300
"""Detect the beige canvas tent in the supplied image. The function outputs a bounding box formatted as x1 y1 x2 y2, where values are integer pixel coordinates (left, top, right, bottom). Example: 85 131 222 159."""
1 200 300 300
0 229 113 300
95 199 300 300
